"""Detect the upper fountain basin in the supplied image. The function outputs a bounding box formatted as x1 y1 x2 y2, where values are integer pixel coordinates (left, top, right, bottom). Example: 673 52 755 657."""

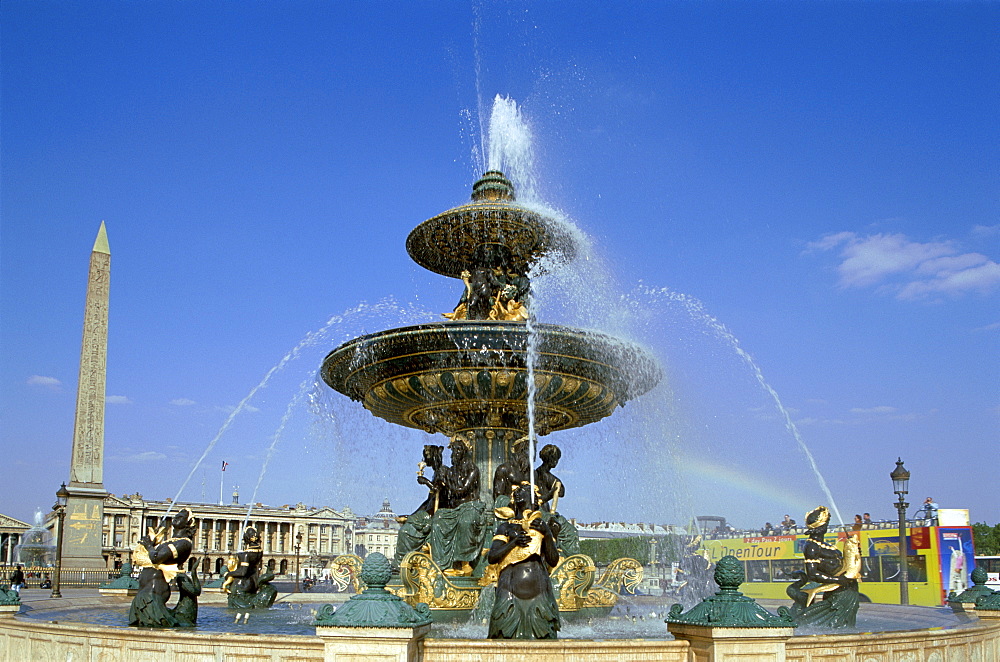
320 321 661 436
405 171 576 278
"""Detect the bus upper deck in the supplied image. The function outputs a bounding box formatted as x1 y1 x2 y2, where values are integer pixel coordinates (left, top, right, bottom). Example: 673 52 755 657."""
694 516 975 606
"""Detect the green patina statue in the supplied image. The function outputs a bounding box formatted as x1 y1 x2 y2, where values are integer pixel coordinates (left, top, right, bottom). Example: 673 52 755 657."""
786 506 861 628
223 526 277 610
428 434 489 577
487 482 561 639
667 555 796 627
535 444 580 556
949 566 997 605
393 444 445 567
128 508 200 627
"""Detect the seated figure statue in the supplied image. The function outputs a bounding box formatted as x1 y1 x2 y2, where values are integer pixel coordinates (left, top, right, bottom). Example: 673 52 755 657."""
487 482 561 639
786 505 861 628
129 508 198 627
394 444 445 567
493 436 531 503
428 433 488 576
225 526 277 610
534 443 580 556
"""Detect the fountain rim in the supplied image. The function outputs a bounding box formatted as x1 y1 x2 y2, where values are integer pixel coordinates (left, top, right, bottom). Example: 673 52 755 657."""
320 320 662 403
405 199 577 279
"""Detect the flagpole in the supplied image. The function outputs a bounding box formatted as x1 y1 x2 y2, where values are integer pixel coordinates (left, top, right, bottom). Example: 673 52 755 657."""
220 461 226 505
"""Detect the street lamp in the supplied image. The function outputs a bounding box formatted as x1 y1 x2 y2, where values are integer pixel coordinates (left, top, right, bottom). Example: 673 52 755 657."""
294 531 302 593
51 483 69 599
890 458 910 605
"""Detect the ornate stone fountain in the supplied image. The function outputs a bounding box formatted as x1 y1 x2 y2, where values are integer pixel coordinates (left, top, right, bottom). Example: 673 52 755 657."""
323 170 658 496
321 171 660 617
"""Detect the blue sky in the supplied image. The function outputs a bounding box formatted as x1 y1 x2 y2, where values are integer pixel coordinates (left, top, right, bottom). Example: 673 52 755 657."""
2 1 997 530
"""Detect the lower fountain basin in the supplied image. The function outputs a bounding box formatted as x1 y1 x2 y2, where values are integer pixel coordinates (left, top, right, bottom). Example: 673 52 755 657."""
320 321 661 436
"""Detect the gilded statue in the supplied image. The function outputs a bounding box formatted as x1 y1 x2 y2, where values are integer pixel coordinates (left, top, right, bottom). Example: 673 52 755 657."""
128 508 199 627
487 482 561 639
444 268 530 322
786 505 861 628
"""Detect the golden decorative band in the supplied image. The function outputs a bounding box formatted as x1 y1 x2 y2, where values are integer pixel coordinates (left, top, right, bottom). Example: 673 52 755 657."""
806 506 830 529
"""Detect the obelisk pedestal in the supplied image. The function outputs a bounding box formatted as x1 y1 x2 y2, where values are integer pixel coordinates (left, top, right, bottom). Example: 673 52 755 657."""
62 223 111 569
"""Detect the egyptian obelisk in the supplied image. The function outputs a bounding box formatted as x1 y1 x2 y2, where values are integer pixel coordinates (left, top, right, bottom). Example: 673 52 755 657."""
63 222 111 568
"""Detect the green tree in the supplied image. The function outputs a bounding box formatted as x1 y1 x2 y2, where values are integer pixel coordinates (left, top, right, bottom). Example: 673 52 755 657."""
578 535 681 565
972 522 1000 555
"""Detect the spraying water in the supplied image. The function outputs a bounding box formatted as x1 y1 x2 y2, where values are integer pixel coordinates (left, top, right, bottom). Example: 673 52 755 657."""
162 299 433 523
474 94 841 525
243 373 319 527
646 286 844 525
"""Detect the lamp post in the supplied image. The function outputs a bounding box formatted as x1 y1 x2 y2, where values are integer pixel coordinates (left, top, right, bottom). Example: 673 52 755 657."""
294 531 302 593
890 458 910 606
51 483 69 599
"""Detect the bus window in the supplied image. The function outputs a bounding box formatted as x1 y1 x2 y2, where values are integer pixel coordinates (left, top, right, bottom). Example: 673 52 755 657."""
770 559 804 582
880 555 927 582
861 556 881 582
746 560 770 582
907 555 928 583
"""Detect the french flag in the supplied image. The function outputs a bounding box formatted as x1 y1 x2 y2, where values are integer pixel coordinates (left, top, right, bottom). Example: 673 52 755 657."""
222 461 229 471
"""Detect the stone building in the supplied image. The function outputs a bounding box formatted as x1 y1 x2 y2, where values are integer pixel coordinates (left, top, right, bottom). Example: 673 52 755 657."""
0 513 31 566
352 498 401 559
97 493 399 577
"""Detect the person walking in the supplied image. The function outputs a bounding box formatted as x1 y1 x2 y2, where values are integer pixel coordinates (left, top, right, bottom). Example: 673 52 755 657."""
10 565 25 595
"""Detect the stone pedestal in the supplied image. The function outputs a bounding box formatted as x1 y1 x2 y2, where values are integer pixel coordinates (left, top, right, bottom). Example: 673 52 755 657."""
61 488 109 569
668 623 794 662
316 624 430 662
0 604 20 618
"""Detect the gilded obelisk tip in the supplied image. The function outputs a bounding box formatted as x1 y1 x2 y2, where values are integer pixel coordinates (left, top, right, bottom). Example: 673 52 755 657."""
93 221 110 254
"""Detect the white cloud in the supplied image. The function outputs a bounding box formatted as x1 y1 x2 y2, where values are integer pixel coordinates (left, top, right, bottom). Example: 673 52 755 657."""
217 404 260 414
170 398 197 406
106 395 132 405
971 322 1000 333
126 451 166 462
971 224 1000 238
850 406 897 415
808 231 1000 300
27 375 62 391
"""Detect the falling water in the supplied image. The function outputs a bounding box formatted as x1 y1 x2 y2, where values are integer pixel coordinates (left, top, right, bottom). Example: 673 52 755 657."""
486 95 539 202
524 292 540 498
162 301 422 523
485 95 544 494
655 287 844 525
243 373 319 528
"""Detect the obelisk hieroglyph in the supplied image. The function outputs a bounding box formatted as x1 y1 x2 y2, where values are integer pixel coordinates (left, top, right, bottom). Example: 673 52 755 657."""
63 222 111 569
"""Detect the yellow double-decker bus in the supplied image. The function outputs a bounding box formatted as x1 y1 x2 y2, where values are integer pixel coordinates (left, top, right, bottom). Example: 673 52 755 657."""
696 522 976 606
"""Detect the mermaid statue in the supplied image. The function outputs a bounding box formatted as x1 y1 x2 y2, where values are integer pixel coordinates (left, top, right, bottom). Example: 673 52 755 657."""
487 482 561 639
128 508 200 627
224 526 277 609
786 505 862 628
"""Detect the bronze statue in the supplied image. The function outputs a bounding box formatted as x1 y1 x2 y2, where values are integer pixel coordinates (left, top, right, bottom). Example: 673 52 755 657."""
786 505 861 628
224 526 277 610
487 482 560 639
172 568 201 626
128 508 199 627
394 444 445 566
535 444 580 556
444 267 531 322
428 433 487 576
492 436 531 502
675 535 714 606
